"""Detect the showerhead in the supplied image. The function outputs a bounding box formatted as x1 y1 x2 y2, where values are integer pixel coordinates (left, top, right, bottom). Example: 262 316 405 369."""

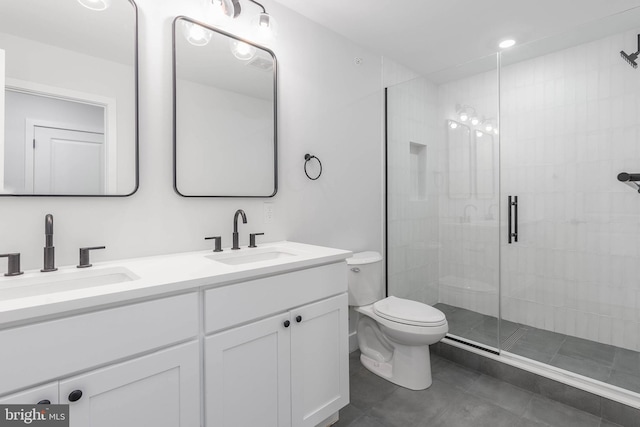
621 50 638 68
621 34 640 69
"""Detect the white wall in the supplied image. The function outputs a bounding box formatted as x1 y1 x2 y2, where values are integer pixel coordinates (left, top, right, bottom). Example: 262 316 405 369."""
0 0 384 271
175 78 273 196
0 33 136 193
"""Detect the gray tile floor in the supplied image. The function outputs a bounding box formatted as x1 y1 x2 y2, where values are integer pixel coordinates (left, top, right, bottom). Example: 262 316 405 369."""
335 350 621 427
433 303 640 394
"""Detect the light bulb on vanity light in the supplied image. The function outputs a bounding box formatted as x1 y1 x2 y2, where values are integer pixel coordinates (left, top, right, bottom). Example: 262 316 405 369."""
77 0 111 11
470 117 480 126
449 121 459 129
208 0 235 25
183 21 212 46
252 12 278 42
476 130 483 138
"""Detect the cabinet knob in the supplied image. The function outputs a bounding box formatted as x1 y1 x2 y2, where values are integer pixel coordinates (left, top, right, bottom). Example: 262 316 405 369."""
68 390 83 402
37 400 51 405
283 320 290 328
296 315 302 323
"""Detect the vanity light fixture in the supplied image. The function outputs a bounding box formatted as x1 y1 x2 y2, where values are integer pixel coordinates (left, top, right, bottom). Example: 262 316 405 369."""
475 130 484 138
470 116 480 126
448 120 459 129
208 0 236 25
499 39 516 49
230 39 256 60
249 0 278 42
77 0 111 11
183 21 213 46
210 0 278 42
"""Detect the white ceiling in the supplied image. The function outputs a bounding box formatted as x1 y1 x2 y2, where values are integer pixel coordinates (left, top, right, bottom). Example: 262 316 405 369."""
272 0 640 76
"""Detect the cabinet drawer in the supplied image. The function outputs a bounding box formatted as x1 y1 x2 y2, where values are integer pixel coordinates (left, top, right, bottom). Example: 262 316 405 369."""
205 262 347 334
0 293 198 396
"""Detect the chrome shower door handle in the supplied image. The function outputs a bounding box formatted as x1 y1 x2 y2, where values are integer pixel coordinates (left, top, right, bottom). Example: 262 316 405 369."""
351 267 360 273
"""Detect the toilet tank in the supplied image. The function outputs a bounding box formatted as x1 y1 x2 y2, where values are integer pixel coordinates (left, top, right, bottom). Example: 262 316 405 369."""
346 251 383 306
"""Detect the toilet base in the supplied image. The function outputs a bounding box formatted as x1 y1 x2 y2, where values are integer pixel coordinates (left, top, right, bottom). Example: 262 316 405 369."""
360 343 433 390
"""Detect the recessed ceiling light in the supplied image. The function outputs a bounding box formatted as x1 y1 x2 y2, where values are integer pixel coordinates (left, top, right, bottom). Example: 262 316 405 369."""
499 39 516 49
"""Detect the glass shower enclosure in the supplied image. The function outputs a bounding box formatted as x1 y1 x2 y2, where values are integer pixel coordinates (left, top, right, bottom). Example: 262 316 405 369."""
386 7 640 396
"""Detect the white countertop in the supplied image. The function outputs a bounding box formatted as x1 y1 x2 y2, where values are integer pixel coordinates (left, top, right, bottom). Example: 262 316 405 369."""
0 241 352 326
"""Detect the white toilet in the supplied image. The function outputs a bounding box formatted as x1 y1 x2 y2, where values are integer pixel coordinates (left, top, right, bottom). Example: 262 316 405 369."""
347 251 448 390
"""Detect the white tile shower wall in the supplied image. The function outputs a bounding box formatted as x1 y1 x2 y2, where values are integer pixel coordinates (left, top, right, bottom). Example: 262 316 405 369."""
500 29 640 351
436 67 500 317
0 0 384 270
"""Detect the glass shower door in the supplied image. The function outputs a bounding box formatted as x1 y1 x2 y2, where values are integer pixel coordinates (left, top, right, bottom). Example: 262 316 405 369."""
498 14 640 394
386 54 502 351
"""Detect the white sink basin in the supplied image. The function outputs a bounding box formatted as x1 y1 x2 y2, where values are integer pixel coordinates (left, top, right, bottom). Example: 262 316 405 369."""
0 267 139 300
206 248 297 265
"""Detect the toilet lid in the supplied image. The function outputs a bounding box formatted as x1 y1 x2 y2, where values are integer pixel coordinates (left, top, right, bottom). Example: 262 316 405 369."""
373 296 446 327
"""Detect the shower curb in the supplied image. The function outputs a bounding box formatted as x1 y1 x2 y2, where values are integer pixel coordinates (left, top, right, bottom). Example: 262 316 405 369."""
433 340 640 427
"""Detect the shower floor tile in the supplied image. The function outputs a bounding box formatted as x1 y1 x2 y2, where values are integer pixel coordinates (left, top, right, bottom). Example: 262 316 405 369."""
335 350 612 427
436 304 640 395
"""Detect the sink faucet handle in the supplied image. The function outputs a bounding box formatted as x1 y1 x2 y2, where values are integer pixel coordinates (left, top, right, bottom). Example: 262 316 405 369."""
205 236 223 252
0 253 24 276
77 246 106 269
249 233 264 248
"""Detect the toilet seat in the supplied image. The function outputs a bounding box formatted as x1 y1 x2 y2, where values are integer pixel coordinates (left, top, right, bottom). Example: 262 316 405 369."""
373 296 446 327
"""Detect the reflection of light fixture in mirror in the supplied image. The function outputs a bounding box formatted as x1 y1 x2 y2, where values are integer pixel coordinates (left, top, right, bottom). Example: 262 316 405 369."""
482 119 494 132
470 117 480 126
448 120 459 129
230 39 256 60
456 105 475 123
77 0 111 11
476 130 484 138
183 21 213 46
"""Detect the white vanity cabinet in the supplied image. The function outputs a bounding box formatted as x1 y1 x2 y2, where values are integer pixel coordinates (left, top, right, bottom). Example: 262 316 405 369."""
0 383 59 405
60 341 199 427
204 263 349 427
0 293 200 427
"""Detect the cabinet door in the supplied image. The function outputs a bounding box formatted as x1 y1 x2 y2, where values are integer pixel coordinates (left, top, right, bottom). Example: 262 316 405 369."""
205 312 291 427
60 341 199 427
290 293 349 427
0 382 59 405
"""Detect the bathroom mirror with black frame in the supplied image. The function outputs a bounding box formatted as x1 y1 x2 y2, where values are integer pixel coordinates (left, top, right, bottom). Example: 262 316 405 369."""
0 0 139 196
173 16 277 197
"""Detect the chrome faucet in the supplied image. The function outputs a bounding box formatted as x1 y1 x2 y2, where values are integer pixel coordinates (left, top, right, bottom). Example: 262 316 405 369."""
41 214 57 272
232 209 247 250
